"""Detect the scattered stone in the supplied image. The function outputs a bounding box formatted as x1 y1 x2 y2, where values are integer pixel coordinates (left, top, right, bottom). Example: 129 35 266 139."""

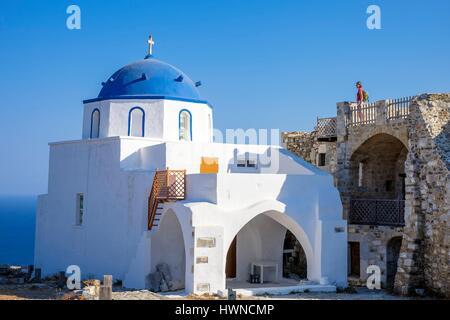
227 288 236 300
147 263 181 292
160 278 169 292
156 263 173 283
148 271 163 292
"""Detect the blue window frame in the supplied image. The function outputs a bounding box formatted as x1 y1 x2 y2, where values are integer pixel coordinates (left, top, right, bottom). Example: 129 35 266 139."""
90 108 100 139
179 109 192 141
128 107 145 137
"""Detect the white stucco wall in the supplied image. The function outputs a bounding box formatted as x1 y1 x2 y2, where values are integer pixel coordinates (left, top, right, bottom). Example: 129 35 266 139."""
113 137 323 175
163 100 213 143
192 225 225 293
34 138 154 283
82 99 213 143
35 135 347 294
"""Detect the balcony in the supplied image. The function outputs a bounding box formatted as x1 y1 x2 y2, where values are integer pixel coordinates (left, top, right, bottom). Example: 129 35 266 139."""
148 169 186 230
345 96 414 128
349 199 405 227
153 169 186 201
316 117 337 141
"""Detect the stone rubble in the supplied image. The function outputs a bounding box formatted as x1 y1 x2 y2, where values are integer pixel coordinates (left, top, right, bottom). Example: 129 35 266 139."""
147 263 183 293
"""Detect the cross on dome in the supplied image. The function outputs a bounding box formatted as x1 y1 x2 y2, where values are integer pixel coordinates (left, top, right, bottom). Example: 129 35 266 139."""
148 35 155 56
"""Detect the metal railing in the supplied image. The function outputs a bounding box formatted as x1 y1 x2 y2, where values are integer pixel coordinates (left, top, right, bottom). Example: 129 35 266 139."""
349 199 405 227
316 117 337 139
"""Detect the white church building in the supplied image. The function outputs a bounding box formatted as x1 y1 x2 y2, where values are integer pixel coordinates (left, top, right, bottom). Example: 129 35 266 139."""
34 38 347 294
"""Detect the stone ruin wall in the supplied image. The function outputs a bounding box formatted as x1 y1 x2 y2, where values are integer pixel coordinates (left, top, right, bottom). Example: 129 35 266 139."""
283 94 450 297
282 131 317 163
283 128 406 288
348 225 403 287
282 131 337 176
395 94 450 298
334 101 409 220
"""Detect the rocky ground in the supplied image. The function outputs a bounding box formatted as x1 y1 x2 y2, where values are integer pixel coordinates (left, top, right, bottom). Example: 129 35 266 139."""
0 264 436 300
0 283 71 300
0 284 431 300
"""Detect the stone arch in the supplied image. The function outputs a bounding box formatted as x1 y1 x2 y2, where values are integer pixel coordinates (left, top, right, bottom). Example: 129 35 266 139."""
150 209 186 291
349 129 408 159
349 133 408 200
223 207 314 283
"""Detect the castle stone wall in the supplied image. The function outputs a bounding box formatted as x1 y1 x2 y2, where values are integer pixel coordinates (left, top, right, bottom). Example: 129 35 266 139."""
395 94 450 298
283 94 450 297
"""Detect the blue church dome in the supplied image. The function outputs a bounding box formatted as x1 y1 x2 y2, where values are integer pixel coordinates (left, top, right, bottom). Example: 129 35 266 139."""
93 56 204 103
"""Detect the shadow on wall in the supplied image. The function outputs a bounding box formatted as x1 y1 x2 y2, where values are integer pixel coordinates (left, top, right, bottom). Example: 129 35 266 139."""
120 143 167 171
148 209 186 292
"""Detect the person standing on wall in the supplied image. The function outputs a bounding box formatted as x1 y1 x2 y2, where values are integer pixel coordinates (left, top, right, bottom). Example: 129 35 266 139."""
356 81 369 122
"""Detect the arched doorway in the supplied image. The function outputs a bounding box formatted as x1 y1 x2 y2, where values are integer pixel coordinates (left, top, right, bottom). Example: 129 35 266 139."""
150 210 186 291
386 236 402 290
225 213 309 287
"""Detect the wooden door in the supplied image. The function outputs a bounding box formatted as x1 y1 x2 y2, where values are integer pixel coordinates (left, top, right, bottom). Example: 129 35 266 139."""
349 242 360 277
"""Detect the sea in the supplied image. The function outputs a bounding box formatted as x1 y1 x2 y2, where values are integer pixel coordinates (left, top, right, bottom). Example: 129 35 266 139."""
0 196 36 266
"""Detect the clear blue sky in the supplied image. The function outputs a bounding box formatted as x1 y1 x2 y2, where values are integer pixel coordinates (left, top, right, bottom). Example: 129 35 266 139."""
1 0 449 195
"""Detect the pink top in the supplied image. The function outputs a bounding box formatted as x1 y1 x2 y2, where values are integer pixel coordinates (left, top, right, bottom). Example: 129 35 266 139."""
357 87 364 102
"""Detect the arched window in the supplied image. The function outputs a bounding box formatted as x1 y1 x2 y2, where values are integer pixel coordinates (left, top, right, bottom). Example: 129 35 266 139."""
90 109 100 139
179 109 192 141
128 107 145 137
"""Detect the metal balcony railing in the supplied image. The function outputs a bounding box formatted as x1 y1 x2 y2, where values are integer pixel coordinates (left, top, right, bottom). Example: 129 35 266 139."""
349 199 405 227
316 117 337 139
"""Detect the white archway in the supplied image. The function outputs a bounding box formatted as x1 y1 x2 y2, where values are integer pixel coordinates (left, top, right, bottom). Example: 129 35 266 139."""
151 209 186 290
223 206 315 284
